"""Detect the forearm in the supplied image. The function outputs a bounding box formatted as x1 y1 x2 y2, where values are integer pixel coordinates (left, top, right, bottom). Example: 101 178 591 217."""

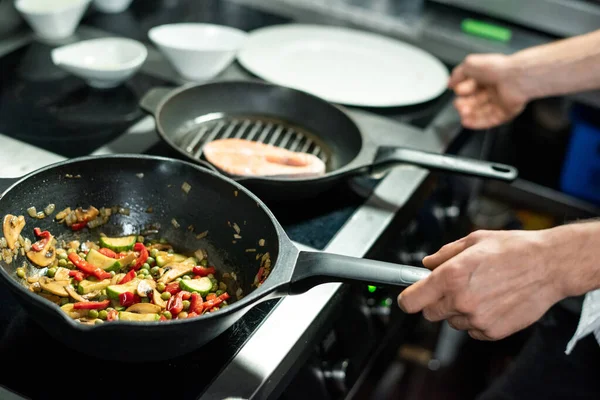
508 29 600 100
543 220 600 297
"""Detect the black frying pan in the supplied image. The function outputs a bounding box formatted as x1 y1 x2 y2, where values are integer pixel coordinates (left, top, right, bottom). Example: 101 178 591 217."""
0 155 431 362
140 80 518 200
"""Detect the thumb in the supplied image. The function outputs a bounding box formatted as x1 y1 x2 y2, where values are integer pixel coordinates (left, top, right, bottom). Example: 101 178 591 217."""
460 53 507 84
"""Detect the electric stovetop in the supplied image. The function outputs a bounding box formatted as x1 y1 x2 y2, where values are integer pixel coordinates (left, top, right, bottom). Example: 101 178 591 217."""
0 1 451 399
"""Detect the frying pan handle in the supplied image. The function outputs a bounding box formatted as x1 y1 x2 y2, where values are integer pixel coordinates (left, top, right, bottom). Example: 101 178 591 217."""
139 87 173 115
0 178 18 196
288 251 431 295
371 146 518 182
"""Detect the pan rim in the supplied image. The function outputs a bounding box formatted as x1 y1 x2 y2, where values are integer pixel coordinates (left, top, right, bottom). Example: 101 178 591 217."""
152 79 366 183
0 153 294 331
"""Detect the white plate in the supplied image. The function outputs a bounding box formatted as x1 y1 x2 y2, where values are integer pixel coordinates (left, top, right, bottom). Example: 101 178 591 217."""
237 24 449 107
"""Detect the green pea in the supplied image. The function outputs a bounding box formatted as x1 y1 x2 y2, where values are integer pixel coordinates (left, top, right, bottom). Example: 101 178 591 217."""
146 257 155 265
221 301 228 307
141 263 150 270
78 252 86 259
219 282 227 291
66 261 75 269
57 259 67 267
162 311 172 320
150 249 159 258
141 297 150 303
167 249 174 254
156 282 166 292
182 300 190 310
137 272 145 278
95 319 104 325
98 310 108 320
88 309 99 319
178 311 188 319
161 291 171 300
77 285 84 295
182 275 191 280
47 267 57 278
58 252 68 260
207 273 214 279
151 266 160 275
16 268 25 279
137 236 144 243
159 238 168 244
200 258 208 267
215 290 224 296
67 248 76 254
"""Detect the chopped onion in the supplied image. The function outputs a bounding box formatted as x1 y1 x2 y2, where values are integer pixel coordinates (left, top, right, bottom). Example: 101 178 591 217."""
194 249 205 261
245 248 256 252
118 207 130 216
136 173 144 179
35 211 45 219
27 207 37 218
24 238 31 252
181 182 191 194
195 230 208 240
187 225 194 232
236 287 243 299
258 239 265 247
171 218 180 229
146 207 153 213
232 223 241 234
44 203 55 215
234 190 238 197
233 234 242 239
0 237 6 249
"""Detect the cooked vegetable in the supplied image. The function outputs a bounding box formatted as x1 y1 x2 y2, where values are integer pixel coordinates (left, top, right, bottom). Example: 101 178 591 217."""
99 235 137 252
86 249 135 272
179 277 212 296
3 215 25 250
126 303 161 314
155 251 187 267
26 230 56 267
157 260 195 284
119 312 160 321
38 277 69 297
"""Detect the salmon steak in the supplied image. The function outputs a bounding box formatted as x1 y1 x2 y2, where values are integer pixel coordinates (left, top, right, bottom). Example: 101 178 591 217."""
202 138 327 177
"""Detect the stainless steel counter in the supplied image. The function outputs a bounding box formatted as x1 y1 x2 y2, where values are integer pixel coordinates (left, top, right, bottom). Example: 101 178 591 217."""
0 18 462 400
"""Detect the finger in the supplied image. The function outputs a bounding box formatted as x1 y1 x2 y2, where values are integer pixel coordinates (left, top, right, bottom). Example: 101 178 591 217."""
468 330 493 341
422 237 470 269
447 315 473 331
422 296 459 322
453 78 477 96
397 274 443 314
448 63 467 88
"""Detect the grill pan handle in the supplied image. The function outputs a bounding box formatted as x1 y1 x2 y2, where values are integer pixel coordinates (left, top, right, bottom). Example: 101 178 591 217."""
371 146 518 182
140 87 174 115
0 178 18 198
288 250 431 295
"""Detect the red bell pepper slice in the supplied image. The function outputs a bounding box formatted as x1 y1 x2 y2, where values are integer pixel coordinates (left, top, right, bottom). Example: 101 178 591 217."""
205 293 216 301
68 253 111 280
202 292 230 313
132 242 148 270
189 293 204 314
107 309 119 321
119 291 140 307
159 315 167 321
164 281 181 295
167 291 189 316
70 219 88 231
192 265 215 277
118 269 136 285
73 299 110 310
98 248 117 258
31 227 51 251
69 270 88 281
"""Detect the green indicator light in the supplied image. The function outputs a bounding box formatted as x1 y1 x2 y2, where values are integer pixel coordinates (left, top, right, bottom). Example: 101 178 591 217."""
461 19 512 43
367 285 377 293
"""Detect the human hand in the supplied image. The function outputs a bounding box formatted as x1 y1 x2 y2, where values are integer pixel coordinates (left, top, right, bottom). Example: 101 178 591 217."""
448 54 529 130
397 229 565 341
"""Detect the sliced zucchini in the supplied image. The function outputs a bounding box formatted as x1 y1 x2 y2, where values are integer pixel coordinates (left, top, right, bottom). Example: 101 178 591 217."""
99 235 137 252
118 311 159 321
106 279 140 300
179 277 212 296
86 249 136 272
78 278 111 294
125 303 162 314
157 261 195 284
155 251 187 267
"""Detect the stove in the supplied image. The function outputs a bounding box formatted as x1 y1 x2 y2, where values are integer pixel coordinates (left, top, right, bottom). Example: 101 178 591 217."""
0 1 463 399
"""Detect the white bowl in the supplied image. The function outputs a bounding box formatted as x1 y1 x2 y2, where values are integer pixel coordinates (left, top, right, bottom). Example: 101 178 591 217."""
51 37 148 88
148 23 247 81
92 0 133 13
15 0 91 41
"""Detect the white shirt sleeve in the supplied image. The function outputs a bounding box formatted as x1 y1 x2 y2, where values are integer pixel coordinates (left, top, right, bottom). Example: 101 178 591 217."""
565 289 600 354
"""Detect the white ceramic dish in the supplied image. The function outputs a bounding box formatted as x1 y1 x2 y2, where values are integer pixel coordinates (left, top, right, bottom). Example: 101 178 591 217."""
148 23 247 81
51 37 148 88
92 0 133 13
15 0 91 41
237 24 450 107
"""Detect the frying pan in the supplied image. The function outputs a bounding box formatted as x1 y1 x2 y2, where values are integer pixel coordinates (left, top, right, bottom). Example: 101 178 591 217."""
0 155 431 362
140 80 518 200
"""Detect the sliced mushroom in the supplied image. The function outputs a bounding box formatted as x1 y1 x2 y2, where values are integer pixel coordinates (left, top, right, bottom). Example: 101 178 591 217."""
64 284 87 302
26 234 56 267
125 303 162 314
3 215 25 250
54 267 71 281
29 282 41 293
136 279 156 297
153 289 167 309
38 277 69 297
60 303 88 319
82 290 101 300
39 292 61 304
111 273 125 285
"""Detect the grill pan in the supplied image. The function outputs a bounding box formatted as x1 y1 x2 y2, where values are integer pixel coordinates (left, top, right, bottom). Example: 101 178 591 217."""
140 81 518 200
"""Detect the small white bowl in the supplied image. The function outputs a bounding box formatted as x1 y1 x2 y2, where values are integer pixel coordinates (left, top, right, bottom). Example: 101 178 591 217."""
148 23 247 81
92 0 133 13
15 0 91 41
51 37 148 88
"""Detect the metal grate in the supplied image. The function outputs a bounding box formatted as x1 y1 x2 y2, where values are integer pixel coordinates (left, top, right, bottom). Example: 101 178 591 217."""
175 115 330 164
